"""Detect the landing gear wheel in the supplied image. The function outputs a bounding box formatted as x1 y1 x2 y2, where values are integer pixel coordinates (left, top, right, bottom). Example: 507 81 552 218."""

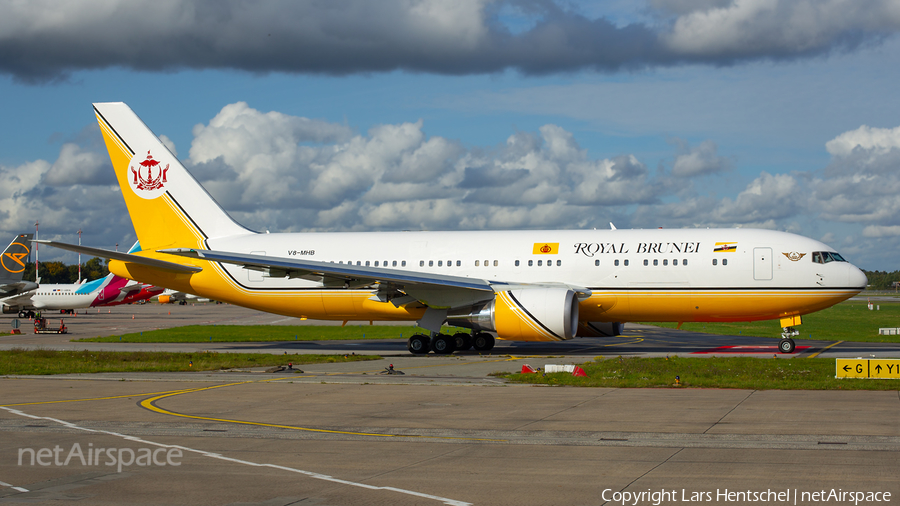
430 334 455 354
453 333 472 351
472 332 495 352
407 334 431 354
778 338 796 354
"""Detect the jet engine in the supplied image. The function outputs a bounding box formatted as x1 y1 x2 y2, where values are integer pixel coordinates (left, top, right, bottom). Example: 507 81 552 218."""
446 288 579 341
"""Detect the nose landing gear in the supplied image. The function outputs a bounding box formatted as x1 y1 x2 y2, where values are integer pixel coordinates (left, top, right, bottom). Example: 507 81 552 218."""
779 326 799 354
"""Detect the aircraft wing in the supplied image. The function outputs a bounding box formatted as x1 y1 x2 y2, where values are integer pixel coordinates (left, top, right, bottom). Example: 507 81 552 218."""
0 289 37 308
35 241 202 274
0 281 39 297
160 248 498 308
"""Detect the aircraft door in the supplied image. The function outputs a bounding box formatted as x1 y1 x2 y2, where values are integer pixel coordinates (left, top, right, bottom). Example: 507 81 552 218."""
753 247 772 281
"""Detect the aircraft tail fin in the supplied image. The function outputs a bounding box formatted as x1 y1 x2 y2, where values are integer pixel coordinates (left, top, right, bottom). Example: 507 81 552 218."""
93 103 250 251
1 233 33 283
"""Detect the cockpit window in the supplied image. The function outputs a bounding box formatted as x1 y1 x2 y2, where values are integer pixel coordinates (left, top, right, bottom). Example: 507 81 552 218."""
812 251 847 264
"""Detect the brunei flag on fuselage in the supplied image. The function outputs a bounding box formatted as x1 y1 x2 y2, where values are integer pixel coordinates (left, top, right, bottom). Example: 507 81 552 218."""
713 242 738 253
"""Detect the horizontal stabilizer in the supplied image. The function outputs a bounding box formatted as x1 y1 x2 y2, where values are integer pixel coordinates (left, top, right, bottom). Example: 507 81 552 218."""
35 241 202 274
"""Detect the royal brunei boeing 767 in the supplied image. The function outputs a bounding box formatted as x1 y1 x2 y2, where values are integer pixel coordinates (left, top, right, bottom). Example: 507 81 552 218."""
40 103 867 354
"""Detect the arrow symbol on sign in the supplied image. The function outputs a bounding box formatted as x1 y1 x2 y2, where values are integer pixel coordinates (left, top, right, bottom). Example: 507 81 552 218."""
875 364 883 373
843 365 852 372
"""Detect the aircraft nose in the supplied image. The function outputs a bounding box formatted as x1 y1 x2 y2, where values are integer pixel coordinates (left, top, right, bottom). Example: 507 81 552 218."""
849 264 868 289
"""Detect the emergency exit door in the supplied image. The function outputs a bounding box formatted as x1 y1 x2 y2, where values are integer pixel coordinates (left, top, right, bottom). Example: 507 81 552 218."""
753 247 772 280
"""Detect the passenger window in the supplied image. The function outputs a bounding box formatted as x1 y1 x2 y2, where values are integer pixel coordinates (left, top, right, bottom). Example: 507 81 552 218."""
475 260 480 266
673 259 678 266
484 260 489 266
557 260 561 266
614 259 619 266
713 259 717 266
429 260 433 267
683 259 687 266
643 259 648 266
494 260 498 267
366 261 370 266
653 259 658 266
538 260 543 266
438 260 443 267
624 260 629 266
374 261 379 267
402 261 406 267
456 260 461 267
392 261 397 267
357 261 361 266
528 260 533 266
419 260 424 267
723 258 727 266
663 259 668 266
595 260 600 266
515 260 520 266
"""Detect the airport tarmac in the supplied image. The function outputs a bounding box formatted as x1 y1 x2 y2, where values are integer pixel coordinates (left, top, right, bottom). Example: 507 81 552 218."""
2 371 900 505
2 304 900 505
2 303 900 366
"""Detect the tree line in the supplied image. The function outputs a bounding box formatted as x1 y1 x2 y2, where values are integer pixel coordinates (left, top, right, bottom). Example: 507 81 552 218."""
20 258 110 285
864 270 900 290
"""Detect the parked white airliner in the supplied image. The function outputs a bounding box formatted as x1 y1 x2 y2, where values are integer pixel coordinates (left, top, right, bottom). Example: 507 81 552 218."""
41 103 867 354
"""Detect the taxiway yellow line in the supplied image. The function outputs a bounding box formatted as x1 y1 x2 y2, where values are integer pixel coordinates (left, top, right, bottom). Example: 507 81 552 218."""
806 340 844 359
1 388 199 408
139 377 506 442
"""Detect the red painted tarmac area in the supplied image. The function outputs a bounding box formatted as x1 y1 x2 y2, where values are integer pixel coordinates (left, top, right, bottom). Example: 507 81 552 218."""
692 345 812 354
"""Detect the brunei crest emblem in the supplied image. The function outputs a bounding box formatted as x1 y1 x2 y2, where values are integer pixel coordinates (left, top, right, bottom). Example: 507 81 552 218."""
782 252 806 262
128 150 169 199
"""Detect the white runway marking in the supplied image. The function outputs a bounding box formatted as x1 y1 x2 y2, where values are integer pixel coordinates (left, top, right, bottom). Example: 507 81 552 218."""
0 479 29 493
1 406 471 506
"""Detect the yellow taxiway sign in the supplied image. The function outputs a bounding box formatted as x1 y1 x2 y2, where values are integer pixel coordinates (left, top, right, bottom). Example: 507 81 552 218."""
836 359 900 379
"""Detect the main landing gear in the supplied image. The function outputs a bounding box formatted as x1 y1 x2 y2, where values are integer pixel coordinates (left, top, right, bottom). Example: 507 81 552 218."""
779 326 799 354
407 332 495 354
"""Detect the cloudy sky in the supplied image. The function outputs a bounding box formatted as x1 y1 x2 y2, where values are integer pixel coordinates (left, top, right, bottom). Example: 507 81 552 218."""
1 0 900 270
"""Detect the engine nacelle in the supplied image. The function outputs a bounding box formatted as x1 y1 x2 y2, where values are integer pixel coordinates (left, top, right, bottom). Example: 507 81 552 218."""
2 304 18 314
577 321 624 337
446 288 579 341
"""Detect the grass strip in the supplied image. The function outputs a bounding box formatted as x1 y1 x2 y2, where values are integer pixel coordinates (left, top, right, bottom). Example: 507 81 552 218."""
76 325 468 343
0 348 378 375
501 356 900 390
643 300 900 343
